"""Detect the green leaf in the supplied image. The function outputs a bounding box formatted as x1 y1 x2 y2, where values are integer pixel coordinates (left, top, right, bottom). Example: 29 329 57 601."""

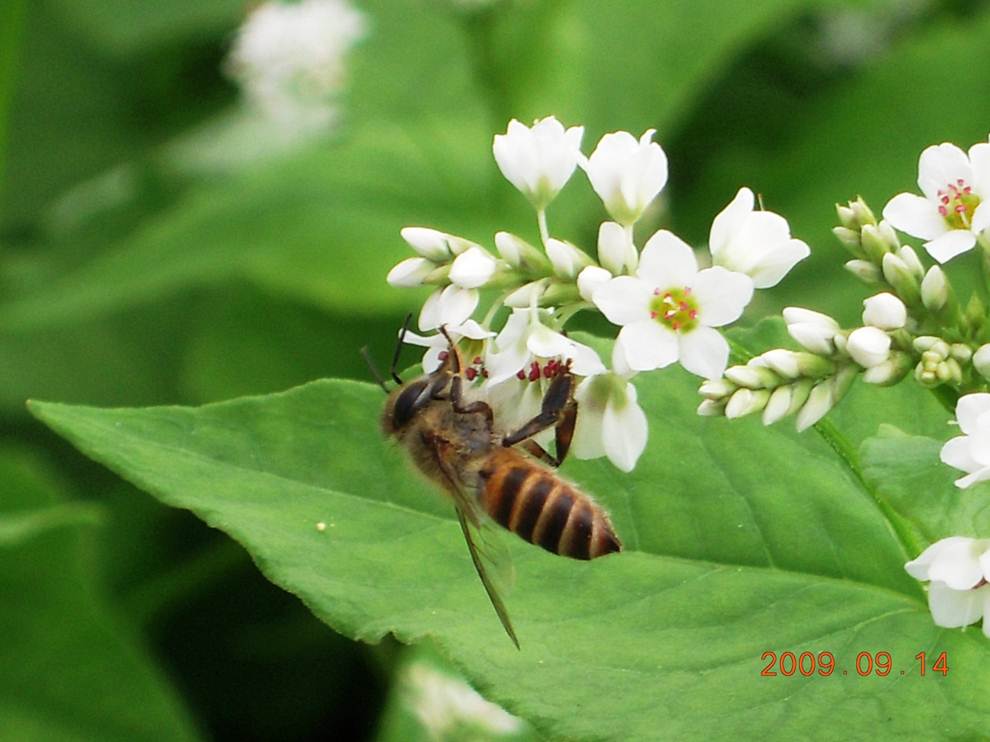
29 334 990 739
861 431 990 545
0 448 201 742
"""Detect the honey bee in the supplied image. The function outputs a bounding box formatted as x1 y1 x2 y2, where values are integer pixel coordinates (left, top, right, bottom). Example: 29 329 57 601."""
373 321 622 647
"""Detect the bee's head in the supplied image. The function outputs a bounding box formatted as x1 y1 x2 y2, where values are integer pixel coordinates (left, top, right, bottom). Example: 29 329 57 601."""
381 377 431 436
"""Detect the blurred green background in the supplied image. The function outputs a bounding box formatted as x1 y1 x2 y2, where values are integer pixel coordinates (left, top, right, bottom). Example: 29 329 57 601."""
3 0 990 739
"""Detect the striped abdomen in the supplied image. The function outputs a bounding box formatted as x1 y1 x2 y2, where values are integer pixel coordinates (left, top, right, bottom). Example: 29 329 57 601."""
480 453 621 560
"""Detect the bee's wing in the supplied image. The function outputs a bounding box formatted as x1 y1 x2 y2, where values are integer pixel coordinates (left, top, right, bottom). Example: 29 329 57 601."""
429 441 520 649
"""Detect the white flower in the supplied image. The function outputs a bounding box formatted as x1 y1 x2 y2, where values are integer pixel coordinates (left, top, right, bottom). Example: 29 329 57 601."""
404 320 495 373
905 537 990 635
492 116 584 208
940 393 990 488
226 0 365 132
882 141 990 263
973 345 990 380
418 285 479 332
449 246 497 288
782 307 840 355
597 221 637 275
572 373 648 472
484 308 604 385
846 326 890 368
862 292 907 330
400 227 454 261
402 662 522 739
545 239 593 280
708 187 810 288
577 266 611 302
386 257 434 287
592 230 753 379
582 129 669 226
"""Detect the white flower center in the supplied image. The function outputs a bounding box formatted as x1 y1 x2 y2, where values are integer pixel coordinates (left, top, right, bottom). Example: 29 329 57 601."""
937 179 981 230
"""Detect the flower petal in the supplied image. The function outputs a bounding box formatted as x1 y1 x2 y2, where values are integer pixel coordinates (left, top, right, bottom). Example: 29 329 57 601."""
602 383 648 472
747 238 811 289
972 200 990 234
924 229 977 263
882 193 947 240
940 435 981 474
955 393 990 435
954 467 990 489
708 187 754 257
449 246 496 288
927 581 984 628
971 142 990 198
617 320 678 371
918 143 972 200
924 539 986 590
677 325 729 379
593 276 651 326
691 267 754 327
638 230 698 288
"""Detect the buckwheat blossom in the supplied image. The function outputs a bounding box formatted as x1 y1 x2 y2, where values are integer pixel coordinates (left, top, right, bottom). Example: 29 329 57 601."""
940 393 990 488
226 0 366 134
861 292 906 330
404 321 495 373
484 308 604 386
492 117 584 209
402 662 522 739
882 141 990 263
593 230 753 379
782 307 840 355
905 537 990 635
708 187 810 288
846 326 891 368
572 372 648 472
582 130 669 226
418 285 479 332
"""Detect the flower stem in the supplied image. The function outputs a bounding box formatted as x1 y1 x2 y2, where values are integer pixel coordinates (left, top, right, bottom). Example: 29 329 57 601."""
553 301 592 329
537 208 550 248
482 289 513 328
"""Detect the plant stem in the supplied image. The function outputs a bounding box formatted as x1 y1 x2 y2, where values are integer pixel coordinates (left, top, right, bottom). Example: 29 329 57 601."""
537 208 550 248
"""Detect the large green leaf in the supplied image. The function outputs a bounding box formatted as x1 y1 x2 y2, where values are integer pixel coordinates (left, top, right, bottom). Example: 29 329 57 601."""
861 430 990 547
0 448 201 742
30 334 990 739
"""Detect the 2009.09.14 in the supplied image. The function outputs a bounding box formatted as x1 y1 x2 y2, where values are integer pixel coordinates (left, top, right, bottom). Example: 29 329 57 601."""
760 650 949 677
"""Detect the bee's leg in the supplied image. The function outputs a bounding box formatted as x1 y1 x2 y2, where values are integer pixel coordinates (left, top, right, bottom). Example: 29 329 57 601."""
519 439 558 467
437 325 494 426
502 370 577 466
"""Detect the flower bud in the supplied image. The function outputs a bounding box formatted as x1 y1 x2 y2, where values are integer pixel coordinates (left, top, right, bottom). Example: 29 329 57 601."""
582 129 668 225
545 238 593 279
974 344 990 380
950 344 972 364
493 116 584 209
860 223 895 262
921 265 949 312
540 280 582 306
449 246 497 288
897 246 924 280
835 203 858 230
697 399 727 416
847 326 891 368
862 351 913 386
845 259 882 284
849 197 877 228
386 257 434 287
724 364 779 389
783 307 839 355
762 385 793 425
597 221 637 274
862 292 907 330
698 378 737 399
833 226 863 255
494 231 551 274
881 252 920 305
400 227 452 261
725 388 770 419
759 349 800 379
796 381 834 432
936 358 962 384
577 265 611 302
504 279 548 307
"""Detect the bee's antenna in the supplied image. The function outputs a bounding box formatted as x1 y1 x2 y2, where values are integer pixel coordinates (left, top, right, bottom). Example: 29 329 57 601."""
360 346 389 393
390 313 413 384
437 324 462 373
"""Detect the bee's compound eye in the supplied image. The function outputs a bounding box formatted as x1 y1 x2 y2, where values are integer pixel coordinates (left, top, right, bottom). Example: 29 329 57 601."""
392 379 429 428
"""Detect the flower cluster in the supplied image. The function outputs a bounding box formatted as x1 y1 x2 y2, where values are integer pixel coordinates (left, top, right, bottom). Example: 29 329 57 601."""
689 133 990 638
387 116 810 470
225 0 366 136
